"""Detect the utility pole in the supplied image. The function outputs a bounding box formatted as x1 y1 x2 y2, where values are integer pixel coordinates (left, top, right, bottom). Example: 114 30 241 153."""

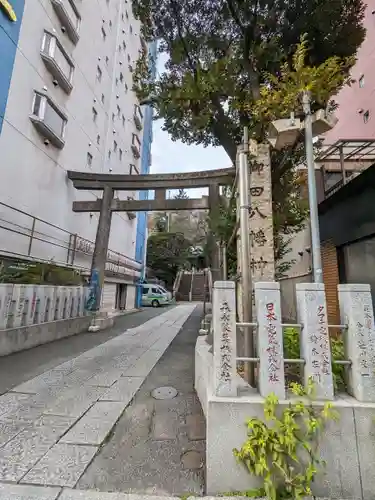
302 91 323 283
239 127 255 386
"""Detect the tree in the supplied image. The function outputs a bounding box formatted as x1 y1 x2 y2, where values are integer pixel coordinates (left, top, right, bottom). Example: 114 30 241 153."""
146 231 192 285
174 188 189 199
133 0 365 254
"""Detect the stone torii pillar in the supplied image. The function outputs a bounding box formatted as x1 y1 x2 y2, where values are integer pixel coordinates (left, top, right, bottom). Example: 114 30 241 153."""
90 185 114 310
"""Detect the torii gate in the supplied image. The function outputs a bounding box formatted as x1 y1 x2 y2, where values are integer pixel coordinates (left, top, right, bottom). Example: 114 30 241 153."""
67 168 235 310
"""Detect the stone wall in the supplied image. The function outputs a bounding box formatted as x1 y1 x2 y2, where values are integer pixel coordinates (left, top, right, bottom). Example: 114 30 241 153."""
196 279 375 498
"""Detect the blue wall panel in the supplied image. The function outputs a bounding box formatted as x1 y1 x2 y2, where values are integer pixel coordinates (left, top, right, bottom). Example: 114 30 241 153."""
135 41 157 306
0 0 25 134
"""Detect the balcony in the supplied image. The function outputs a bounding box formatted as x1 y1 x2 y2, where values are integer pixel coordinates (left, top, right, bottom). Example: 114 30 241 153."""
131 133 141 159
130 163 139 175
40 31 74 94
315 139 375 202
30 92 67 149
51 0 81 45
133 104 143 131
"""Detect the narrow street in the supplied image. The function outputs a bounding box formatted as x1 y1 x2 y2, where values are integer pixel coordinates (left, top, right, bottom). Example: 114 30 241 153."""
0 303 205 499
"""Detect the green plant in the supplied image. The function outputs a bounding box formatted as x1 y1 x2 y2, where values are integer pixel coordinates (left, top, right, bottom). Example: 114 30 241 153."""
283 327 346 392
233 382 339 500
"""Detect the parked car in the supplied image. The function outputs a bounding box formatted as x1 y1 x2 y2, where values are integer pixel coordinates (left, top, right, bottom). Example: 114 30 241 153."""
141 284 173 307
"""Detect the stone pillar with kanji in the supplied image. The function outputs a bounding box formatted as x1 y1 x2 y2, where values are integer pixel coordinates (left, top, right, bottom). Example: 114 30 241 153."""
296 283 334 400
255 282 286 399
338 283 375 402
212 281 238 397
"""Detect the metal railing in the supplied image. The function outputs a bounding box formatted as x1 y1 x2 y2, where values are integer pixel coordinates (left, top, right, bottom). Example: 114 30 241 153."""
0 201 141 276
235 321 351 368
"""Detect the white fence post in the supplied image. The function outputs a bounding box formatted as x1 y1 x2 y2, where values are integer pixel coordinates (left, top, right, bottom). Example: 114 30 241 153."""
213 281 238 397
338 284 375 402
255 282 286 399
296 283 334 400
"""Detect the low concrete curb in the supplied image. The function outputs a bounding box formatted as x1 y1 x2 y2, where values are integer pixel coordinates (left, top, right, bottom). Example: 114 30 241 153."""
0 483 338 499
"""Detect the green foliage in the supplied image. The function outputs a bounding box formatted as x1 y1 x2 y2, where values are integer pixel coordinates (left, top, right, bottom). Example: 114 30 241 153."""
250 34 356 122
283 327 346 392
132 0 365 240
233 383 339 500
0 260 84 286
205 186 237 276
146 231 193 285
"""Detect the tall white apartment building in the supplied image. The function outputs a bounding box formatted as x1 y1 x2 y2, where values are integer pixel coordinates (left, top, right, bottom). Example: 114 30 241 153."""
0 0 149 310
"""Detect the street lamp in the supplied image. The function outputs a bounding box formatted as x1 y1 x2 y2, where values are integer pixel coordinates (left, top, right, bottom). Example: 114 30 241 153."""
267 92 338 283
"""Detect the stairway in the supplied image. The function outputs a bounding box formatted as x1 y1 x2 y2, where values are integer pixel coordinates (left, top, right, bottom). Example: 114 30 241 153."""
191 272 206 301
177 273 192 301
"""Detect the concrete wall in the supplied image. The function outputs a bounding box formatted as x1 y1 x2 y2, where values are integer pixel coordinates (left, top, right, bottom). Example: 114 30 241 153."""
195 337 375 499
0 314 92 356
0 0 142 267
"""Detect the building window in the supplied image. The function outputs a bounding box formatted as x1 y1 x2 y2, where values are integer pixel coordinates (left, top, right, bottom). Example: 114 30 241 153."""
117 105 121 117
124 83 128 92
101 93 105 104
101 26 107 40
96 65 102 82
97 134 100 144
113 140 118 152
108 150 111 159
128 64 133 73
105 56 109 65
130 25 133 34
30 92 67 148
119 148 123 160
50 0 81 44
92 107 98 122
122 40 126 50
112 112 115 121
359 75 365 88
364 110 370 123
119 72 124 82
122 114 126 127
118 44 122 52
41 31 74 93
126 10 129 19
87 152 93 167
127 53 131 62
109 20 112 28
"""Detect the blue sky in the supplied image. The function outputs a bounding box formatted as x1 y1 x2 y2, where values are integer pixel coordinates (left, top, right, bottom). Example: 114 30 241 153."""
151 121 230 198
149 52 230 198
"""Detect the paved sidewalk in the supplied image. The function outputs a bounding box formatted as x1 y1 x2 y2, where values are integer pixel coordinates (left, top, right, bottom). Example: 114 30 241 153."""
0 304 196 498
0 306 176 395
78 304 205 497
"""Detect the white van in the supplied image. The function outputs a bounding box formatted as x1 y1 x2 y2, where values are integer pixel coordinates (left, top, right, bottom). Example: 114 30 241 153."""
141 284 173 307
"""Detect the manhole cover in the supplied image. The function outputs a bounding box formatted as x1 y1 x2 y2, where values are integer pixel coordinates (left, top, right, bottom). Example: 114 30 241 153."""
181 450 204 469
151 386 178 400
